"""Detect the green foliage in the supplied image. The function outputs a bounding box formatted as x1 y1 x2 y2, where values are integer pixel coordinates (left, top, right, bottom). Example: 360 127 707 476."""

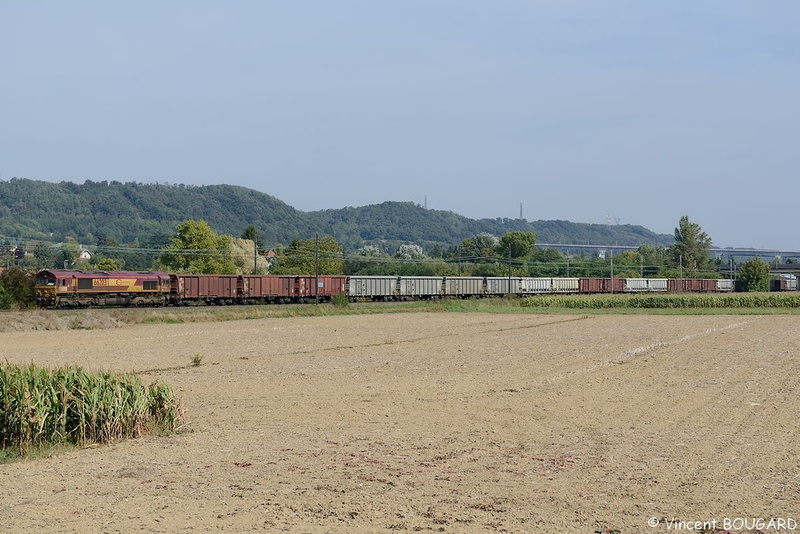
0 179 675 252
0 178 316 246
0 267 35 308
241 225 264 249
497 231 536 259
531 248 564 263
95 257 119 270
158 220 237 274
472 263 517 277
272 236 344 275
56 240 81 269
457 232 499 261
669 215 713 272
331 293 350 307
737 257 770 292
0 285 11 310
343 249 457 276
32 242 55 269
522 293 800 309
0 364 181 456
636 244 668 275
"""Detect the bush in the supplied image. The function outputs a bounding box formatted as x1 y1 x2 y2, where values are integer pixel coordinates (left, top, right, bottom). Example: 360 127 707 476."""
0 286 11 310
737 257 770 292
331 293 350 307
0 267 35 308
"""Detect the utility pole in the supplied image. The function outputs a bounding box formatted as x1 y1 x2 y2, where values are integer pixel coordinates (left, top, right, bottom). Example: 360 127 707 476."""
315 234 319 305
610 249 614 294
253 240 258 274
507 243 512 295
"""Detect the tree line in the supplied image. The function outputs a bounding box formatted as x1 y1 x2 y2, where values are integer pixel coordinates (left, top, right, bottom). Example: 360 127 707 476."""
0 215 778 308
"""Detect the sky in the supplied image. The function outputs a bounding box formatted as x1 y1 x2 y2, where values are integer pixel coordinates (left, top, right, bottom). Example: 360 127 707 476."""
2 2 798 249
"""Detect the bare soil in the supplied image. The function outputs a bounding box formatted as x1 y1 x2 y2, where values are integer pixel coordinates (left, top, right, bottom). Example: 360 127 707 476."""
1 312 799 533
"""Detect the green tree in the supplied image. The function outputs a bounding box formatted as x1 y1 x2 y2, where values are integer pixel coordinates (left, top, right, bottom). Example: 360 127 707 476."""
457 233 499 261
737 257 770 292
158 220 237 274
344 245 391 274
34 242 55 269
0 284 11 309
56 240 82 269
96 257 119 270
637 244 668 274
669 216 712 272
497 231 537 259
0 267 35 307
241 225 264 250
528 248 565 276
272 236 344 274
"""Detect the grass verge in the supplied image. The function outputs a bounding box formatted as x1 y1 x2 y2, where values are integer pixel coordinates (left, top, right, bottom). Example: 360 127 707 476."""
7 293 800 332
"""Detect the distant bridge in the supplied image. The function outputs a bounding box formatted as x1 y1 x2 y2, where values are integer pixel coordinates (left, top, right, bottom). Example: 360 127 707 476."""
538 243 800 263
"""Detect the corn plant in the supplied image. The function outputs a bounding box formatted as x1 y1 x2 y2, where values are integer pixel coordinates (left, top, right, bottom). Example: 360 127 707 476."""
0 364 182 456
521 293 800 310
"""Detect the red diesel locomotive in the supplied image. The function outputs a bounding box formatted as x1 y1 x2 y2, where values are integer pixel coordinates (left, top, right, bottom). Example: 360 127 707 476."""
34 270 348 308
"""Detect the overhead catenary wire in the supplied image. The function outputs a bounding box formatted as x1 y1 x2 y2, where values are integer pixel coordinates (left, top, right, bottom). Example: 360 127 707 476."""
2 235 676 274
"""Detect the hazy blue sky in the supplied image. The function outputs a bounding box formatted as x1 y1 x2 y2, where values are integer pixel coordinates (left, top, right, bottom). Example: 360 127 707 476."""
2 2 798 249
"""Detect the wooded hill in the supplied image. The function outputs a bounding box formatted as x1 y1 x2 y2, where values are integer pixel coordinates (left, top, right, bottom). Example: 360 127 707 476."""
0 178 672 250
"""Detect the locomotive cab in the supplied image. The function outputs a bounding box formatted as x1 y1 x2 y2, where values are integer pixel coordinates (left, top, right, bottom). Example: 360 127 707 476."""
33 270 63 307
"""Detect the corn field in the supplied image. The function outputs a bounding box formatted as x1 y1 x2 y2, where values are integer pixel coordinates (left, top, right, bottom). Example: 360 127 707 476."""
0 365 182 455
521 293 800 309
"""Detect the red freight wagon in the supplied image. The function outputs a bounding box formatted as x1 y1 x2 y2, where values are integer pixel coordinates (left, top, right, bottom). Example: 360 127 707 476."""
667 279 717 292
578 277 625 293
292 275 347 301
240 275 293 303
170 274 239 304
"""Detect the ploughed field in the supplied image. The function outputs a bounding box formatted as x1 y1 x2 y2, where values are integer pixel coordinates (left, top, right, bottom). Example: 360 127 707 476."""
1 312 799 533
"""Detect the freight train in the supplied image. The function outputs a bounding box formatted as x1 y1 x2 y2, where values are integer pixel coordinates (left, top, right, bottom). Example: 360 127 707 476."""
33 269 756 309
